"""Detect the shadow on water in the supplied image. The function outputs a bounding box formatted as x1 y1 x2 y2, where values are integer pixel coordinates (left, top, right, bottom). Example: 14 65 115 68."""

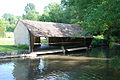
88 45 120 58
0 45 120 80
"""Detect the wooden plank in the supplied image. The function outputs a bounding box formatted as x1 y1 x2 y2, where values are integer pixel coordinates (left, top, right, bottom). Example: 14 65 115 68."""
34 42 82 45
67 47 88 51
31 49 63 55
30 47 88 55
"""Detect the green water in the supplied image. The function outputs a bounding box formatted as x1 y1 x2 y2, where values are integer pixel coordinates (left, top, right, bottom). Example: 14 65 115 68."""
0 46 120 80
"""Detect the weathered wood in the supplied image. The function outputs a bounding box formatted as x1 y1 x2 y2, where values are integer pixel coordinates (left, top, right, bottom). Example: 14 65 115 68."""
34 37 41 47
35 37 40 43
34 42 83 45
48 37 87 46
29 32 34 52
31 36 93 52
67 47 88 51
30 47 88 55
61 46 66 55
83 38 86 47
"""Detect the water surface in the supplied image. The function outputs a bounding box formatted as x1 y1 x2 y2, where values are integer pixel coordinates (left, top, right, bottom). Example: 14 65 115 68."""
0 46 120 80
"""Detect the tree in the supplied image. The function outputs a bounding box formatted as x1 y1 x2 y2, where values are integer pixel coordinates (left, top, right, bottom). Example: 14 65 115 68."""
2 13 21 32
23 10 40 21
62 0 120 42
40 3 65 23
23 3 40 21
2 13 18 24
0 18 9 37
24 3 35 13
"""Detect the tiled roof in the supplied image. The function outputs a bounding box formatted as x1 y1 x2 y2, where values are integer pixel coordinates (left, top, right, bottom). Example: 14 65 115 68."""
20 20 83 37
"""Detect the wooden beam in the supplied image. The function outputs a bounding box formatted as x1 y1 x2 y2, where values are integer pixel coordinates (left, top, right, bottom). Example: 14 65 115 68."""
34 42 83 45
29 32 34 52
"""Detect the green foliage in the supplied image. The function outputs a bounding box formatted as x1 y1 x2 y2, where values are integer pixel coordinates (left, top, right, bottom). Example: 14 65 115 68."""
24 3 35 13
62 0 120 43
41 39 48 43
2 13 18 24
91 38 108 46
110 56 120 69
40 3 66 23
91 35 108 46
2 13 22 32
23 10 40 21
0 18 9 28
0 18 9 37
23 3 40 21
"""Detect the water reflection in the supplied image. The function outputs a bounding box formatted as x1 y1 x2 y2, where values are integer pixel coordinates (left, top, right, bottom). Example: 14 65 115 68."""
0 46 120 80
38 57 46 73
0 62 15 80
13 59 30 80
89 46 120 58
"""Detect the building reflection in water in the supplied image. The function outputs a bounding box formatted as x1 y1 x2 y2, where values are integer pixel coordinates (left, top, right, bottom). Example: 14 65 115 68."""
38 57 46 73
13 59 30 80
13 58 46 80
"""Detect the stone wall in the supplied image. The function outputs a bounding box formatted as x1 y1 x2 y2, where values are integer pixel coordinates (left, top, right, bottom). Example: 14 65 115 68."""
14 21 30 46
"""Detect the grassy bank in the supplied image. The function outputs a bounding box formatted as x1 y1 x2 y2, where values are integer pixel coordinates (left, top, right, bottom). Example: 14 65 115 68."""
0 38 28 52
0 45 27 52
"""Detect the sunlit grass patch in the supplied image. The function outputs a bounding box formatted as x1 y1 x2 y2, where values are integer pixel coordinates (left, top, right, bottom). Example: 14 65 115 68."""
0 38 28 52
0 45 21 52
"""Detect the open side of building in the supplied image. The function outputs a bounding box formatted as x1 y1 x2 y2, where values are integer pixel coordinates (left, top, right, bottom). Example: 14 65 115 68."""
14 20 93 52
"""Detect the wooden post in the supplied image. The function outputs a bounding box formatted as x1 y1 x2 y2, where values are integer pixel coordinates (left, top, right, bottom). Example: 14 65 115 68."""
35 37 41 47
84 37 86 47
61 46 66 55
29 32 34 52
35 37 40 43
61 38 66 55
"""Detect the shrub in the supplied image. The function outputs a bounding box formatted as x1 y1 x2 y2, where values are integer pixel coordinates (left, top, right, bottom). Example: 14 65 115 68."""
91 35 108 47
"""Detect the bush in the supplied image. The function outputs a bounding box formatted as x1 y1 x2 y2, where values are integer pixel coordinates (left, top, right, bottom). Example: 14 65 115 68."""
110 56 120 69
91 35 108 47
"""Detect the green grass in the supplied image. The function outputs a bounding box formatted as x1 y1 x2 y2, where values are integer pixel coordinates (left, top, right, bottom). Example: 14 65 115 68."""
0 38 28 52
41 39 48 43
0 45 26 52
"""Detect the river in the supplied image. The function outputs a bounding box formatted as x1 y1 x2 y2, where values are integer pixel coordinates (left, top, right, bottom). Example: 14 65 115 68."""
0 46 120 80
